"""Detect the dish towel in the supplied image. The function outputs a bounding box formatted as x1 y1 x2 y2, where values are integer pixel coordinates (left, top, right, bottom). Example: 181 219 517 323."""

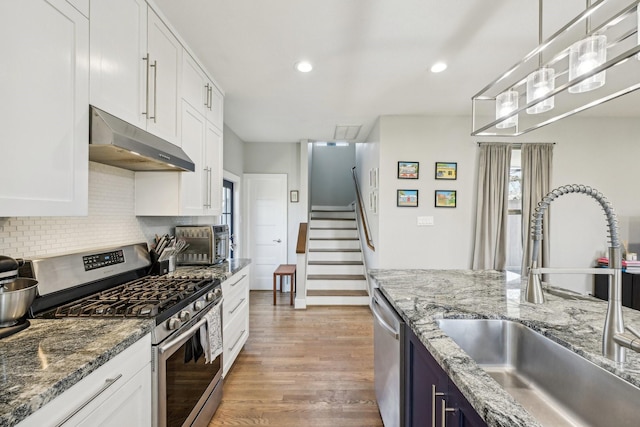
199 301 223 363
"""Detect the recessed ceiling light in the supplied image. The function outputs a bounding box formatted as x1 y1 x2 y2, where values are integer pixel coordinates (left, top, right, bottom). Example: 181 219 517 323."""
295 61 313 73
430 62 447 73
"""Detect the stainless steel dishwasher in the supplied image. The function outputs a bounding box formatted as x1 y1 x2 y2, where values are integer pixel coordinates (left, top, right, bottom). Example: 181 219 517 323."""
372 288 404 427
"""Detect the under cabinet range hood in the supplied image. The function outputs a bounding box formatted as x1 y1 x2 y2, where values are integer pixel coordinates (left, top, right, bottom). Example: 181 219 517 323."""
89 106 195 172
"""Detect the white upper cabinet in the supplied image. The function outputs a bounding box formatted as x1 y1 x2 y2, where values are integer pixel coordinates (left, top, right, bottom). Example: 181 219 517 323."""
0 0 89 216
135 101 221 216
90 1 181 144
182 52 224 131
90 0 148 129
146 8 181 144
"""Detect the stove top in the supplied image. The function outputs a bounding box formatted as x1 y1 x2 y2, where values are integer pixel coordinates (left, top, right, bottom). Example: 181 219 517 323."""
49 276 216 323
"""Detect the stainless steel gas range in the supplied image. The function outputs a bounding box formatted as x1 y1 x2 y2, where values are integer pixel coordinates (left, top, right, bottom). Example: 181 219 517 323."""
24 243 224 427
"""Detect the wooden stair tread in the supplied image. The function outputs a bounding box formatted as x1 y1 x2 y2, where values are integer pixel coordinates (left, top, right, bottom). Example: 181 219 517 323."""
308 261 363 265
309 237 358 241
311 217 355 221
309 249 361 252
309 227 357 230
307 274 367 280
307 290 369 297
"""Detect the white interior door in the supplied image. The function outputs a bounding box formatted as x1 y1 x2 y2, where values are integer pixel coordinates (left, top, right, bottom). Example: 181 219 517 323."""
245 174 288 290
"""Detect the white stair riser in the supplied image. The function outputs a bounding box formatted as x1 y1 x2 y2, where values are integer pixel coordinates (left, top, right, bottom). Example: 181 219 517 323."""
306 264 365 275
306 296 369 306
309 219 356 228
311 211 355 219
306 279 367 291
308 239 360 250
307 251 362 262
309 229 358 239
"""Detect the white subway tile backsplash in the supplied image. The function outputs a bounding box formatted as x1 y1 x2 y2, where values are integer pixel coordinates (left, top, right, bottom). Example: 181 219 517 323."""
0 162 217 259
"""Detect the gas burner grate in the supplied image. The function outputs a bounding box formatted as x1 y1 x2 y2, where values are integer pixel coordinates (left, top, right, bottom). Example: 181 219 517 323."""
52 276 212 319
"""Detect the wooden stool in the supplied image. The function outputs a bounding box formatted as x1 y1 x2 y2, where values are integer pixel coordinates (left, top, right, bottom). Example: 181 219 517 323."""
273 264 296 306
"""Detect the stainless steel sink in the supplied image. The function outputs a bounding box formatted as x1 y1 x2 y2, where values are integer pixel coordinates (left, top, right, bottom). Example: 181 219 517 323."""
436 319 640 427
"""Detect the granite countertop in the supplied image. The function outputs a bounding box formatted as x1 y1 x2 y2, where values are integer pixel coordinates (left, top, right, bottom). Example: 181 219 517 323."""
0 318 153 427
369 269 640 427
167 258 251 281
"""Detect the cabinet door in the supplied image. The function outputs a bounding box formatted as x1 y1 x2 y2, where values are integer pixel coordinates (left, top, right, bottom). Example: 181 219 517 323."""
206 84 224 130
90 0 147 129
182 52 209 115
180 102 206 215
447 379 487 427
205 122 223 215
405 327 447 427
147 8 181 144
0 0 88 216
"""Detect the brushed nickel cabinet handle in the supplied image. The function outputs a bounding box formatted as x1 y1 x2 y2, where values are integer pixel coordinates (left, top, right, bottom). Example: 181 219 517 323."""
142 54 150 116
432 384 445 427
229 298 246 315
149 60 157 122
228 329 246 352
55 374 123 426
441 399 455 427
230 275 247 287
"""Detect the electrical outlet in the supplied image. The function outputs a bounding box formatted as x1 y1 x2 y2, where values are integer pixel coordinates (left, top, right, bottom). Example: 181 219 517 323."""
417 216 434 226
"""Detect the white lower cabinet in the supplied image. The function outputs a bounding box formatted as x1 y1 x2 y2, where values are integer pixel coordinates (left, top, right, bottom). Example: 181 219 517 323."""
222 267 250 376
18 334 152 427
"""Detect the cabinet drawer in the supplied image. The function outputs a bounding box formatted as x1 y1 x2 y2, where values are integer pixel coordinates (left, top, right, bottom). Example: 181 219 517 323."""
223 303 249 376
223 289 248 329
222 270 249 296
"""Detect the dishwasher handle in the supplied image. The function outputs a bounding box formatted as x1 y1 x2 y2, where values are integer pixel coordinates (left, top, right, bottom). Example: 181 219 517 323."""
372 293 400 339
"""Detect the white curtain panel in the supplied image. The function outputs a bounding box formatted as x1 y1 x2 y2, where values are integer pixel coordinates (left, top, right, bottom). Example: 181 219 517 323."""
520 143 554 276
472 143 512 270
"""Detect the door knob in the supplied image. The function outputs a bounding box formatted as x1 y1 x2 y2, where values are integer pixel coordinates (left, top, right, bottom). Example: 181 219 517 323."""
273 239 282 243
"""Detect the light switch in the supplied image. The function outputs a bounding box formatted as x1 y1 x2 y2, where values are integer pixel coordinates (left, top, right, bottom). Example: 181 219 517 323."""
417 216 434 226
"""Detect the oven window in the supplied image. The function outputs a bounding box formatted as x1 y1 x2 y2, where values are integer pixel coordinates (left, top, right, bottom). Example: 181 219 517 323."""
165 335 221 426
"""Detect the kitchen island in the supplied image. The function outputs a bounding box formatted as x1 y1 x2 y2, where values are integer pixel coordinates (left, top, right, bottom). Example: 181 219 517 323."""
370 269 640 427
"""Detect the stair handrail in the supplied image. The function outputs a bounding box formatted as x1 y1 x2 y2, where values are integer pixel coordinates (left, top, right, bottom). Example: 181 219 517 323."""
351 166 375 251
296 222 308 254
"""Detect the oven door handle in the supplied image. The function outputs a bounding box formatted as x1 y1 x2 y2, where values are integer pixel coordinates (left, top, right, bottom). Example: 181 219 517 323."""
158 299 222 356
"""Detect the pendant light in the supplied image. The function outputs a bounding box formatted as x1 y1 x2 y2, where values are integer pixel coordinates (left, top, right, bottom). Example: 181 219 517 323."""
568 0 607 93
526 0 555 114
495 90 519 129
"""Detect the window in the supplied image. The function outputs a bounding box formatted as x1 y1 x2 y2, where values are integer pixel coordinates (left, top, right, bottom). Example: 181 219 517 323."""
221 179 234 257
506 149 522 275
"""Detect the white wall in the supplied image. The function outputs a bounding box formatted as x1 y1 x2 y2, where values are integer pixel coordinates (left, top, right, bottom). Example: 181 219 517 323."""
356 114 640 294
356 120 380 270
310 144 356 206
243 142 303 263
223 124 245 177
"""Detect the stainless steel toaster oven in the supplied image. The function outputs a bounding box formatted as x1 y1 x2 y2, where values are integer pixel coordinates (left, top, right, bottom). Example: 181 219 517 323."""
174 225 230 265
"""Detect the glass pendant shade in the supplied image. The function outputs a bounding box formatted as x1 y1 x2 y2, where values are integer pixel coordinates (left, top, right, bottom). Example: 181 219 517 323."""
526 67 555 114
568 35 607 93
495 90 519 129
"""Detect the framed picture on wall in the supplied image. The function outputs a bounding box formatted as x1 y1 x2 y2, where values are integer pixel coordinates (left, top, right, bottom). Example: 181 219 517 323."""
435 190 456 208
435 162 457 180
397 189 418 207
398 161 419 179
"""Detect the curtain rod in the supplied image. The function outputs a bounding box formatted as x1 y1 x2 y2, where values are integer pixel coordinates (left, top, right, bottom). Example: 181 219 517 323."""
476 142 556 147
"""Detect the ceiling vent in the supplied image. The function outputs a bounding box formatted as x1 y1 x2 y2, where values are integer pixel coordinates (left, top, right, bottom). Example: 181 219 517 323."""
334 125 362 141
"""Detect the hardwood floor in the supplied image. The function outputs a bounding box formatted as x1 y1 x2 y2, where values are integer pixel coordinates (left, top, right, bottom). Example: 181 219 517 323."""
209 290 384 426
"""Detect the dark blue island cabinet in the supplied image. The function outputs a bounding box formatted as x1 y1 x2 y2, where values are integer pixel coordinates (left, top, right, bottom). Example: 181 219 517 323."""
404 326 487 427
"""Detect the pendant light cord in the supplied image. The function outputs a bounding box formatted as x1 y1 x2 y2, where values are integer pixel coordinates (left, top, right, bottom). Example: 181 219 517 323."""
538 0 543 68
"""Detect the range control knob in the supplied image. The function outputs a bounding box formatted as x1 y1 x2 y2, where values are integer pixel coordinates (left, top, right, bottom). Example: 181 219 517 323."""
205 292 215 302
193 300 204 311
167 318 181 330
179 310 191 322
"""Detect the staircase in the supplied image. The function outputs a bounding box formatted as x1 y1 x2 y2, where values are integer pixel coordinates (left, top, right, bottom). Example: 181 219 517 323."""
305 205 369 305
